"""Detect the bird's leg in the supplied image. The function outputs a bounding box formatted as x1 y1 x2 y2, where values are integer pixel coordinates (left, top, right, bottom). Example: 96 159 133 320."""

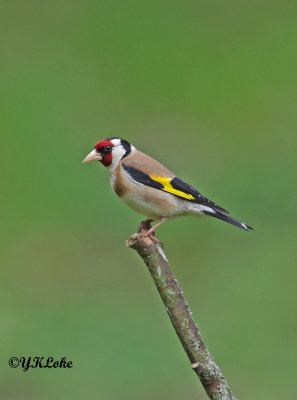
146 218 168 236
137 218 168 244
137 219 153 233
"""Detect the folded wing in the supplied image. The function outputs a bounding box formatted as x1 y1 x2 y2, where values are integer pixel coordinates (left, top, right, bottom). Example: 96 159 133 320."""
122 163 229 214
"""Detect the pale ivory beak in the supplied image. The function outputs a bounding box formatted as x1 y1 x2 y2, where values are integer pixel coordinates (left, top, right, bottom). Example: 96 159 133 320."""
82 149 102 163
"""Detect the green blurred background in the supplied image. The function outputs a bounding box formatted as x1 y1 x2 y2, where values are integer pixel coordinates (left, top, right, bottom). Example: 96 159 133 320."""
1 1 296 399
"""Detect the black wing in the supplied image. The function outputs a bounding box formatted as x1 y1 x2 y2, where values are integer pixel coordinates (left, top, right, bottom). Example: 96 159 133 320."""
170 177 229 214
122 163 229 214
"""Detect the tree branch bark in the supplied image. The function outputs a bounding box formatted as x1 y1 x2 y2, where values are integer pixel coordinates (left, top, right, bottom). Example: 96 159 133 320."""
127 223 238 400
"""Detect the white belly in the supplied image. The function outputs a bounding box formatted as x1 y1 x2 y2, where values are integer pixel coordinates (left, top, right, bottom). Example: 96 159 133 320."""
121 190 169 219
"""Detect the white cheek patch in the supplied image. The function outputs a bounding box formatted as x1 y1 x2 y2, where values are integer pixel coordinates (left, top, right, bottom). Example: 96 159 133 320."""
108 140 135 171
111 139 121 146
109 146 126 170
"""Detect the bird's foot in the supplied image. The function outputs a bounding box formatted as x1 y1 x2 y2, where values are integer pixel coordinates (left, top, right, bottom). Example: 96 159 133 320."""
137 231 163 246
147 233 163 245
136 219 164 246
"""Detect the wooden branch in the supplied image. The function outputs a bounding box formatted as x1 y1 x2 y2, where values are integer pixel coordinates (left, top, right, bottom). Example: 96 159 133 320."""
127 223 238 400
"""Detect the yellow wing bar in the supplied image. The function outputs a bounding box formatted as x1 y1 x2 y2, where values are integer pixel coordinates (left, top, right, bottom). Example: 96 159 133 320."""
149 175 195 200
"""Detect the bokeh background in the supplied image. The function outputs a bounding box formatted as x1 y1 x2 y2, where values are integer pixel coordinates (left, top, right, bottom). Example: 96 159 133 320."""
1 1 296 399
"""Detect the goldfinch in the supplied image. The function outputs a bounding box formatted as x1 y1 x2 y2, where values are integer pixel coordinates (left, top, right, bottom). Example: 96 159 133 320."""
82 137 252 238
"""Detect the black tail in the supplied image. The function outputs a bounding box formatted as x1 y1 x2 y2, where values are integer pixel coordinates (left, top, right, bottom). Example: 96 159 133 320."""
203 210 253 231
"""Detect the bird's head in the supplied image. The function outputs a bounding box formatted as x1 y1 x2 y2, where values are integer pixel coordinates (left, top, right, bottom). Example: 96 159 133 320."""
82 137 133 168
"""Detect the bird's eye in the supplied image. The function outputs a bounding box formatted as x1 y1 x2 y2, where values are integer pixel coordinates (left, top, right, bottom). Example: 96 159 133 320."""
104 145 112 153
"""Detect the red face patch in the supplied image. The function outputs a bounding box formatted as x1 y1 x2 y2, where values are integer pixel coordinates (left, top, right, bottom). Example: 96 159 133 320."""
94 140 113 167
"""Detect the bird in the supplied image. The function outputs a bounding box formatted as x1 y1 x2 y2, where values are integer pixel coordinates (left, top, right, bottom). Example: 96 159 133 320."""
82 137 252 241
